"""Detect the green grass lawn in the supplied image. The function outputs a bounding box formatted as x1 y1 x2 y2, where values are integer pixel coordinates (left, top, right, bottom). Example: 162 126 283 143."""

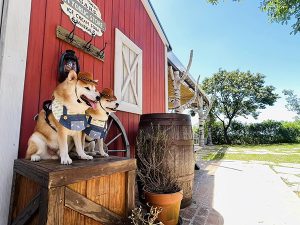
202 144 300 164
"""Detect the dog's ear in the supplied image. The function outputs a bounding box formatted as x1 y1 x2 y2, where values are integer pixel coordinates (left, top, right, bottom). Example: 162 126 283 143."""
67 70 77 81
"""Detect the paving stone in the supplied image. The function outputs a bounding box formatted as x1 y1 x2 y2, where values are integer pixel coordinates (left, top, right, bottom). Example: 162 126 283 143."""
197 207 209 217
192 215 206 225
180 208 197 219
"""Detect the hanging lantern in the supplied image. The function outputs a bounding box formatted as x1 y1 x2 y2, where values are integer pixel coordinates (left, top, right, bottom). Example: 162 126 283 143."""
58 50 80 82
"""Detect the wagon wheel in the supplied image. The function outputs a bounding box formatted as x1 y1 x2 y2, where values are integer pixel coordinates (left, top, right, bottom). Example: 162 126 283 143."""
102 113 130 157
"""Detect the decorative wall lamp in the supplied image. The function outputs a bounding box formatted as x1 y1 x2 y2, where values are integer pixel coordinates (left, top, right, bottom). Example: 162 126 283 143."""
58 50 80 82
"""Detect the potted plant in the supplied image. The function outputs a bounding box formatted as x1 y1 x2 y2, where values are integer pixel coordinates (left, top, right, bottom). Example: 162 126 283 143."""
136 125 183 225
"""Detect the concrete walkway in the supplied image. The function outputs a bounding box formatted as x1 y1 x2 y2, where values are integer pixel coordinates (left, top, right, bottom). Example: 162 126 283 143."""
180 160 300 225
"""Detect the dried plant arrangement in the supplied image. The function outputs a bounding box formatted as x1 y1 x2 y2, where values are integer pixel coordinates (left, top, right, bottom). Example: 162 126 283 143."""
129 204 163 225
136 125 181 194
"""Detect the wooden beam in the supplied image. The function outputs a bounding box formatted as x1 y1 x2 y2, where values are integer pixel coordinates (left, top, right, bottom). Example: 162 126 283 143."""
7 172 17 225
38 188 48 225
56 26 105 61
46 187 65 225
11 192 40 225
125 170 136 217
64 187 125 225
49 158 136 187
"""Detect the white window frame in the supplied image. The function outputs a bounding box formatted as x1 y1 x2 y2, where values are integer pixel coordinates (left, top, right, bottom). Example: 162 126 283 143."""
114 28 143 114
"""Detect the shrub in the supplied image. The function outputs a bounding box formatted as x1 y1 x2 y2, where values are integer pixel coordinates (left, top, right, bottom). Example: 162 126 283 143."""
207 120 300 145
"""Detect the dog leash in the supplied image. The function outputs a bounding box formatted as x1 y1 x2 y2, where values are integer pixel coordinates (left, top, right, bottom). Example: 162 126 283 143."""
43 100 57 132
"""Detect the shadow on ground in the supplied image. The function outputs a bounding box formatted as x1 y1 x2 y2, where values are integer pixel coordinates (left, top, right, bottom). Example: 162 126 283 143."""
180 148 225 225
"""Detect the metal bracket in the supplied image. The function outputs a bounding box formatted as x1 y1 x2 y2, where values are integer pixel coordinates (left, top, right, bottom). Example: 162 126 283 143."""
56 25 105 61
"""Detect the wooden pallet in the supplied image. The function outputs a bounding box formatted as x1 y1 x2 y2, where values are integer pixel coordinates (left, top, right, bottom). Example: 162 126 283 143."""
8 157 136 225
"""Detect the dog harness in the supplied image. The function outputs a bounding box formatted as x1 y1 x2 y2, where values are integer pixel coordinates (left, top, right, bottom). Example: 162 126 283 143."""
83 117 107 140
51 99 88 131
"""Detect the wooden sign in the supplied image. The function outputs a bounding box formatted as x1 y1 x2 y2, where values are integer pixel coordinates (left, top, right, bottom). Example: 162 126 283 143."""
61 0 106 37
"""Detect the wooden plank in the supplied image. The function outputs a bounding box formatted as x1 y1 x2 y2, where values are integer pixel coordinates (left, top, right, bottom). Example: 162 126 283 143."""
47 187 65 225
11 192 40 225
14 160 50 188
11 174 40 225
21 156 131 171
125 170 136 217
56 26 104 61
49 158 136 187
64 181 87 225
107 172 126 216
38 188 48 225
86 176 106 225
65 187 125 225
7 172 17 225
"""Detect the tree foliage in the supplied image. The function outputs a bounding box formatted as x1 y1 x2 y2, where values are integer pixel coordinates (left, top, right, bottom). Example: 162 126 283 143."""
208 0 300 34
202 69 279 143
283 89 300 115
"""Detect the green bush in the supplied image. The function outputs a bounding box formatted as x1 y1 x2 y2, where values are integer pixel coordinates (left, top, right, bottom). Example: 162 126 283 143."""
208 120 300 144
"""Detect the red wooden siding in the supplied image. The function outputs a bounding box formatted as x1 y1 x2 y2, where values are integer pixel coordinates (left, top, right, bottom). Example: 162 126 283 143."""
19 0 166 158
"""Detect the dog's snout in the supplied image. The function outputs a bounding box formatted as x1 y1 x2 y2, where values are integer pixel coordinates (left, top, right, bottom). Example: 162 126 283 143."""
116 103 119 107
96 95 101 101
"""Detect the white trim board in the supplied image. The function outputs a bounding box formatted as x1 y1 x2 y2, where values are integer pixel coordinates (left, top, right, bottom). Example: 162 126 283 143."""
114 28 143 115
0 0 32 224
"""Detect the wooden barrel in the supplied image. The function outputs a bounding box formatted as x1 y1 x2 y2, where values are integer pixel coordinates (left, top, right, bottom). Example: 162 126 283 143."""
139 113 194 208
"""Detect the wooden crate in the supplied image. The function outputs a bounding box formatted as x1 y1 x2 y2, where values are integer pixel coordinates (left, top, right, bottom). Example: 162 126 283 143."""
7 157 136 225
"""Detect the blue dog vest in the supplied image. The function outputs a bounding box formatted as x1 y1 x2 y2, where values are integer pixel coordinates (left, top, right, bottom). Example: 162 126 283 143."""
52 99 88 131
83 117 107 140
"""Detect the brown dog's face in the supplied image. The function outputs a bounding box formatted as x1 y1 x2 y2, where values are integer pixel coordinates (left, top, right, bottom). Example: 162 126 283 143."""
99 96 119 113
67 71 100 109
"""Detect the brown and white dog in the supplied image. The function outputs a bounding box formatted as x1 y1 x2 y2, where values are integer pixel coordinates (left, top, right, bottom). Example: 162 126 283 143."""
25 70 100 164
83 88 119 157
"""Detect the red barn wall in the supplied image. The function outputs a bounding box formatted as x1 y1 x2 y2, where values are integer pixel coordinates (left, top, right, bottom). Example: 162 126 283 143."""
19 0 166 158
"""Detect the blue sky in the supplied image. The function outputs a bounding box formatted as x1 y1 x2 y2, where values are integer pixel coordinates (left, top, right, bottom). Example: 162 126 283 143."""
151 0 300 122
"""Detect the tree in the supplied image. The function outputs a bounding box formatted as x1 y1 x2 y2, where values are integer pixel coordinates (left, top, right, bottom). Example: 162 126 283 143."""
283 89 300 115
202 69 279 144
208 0 300 34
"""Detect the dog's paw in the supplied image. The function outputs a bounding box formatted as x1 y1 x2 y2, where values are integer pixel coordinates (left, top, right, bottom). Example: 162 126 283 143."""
60 155 72 165
100 152 109 157
79 153 93 160
31 154 41 161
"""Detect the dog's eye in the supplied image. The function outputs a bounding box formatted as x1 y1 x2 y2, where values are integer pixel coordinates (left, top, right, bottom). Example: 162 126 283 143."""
85 87 90 91
106 100 111 102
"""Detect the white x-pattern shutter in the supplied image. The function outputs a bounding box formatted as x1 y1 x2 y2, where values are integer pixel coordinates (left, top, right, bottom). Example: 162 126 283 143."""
114 28 143 114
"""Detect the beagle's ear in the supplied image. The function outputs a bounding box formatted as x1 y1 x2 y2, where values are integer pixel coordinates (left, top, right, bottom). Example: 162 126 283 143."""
67 70 77 81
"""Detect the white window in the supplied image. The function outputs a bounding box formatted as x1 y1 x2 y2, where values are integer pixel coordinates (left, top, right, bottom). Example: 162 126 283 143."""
114 28 143 114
